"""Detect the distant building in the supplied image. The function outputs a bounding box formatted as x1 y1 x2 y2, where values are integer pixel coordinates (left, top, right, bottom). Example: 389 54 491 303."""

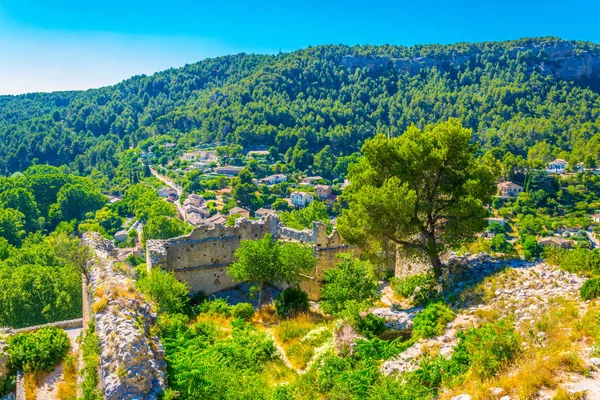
181 151 201 161
158 187 178 198
325 194 338 207
204 213 227 226
114 230 129 242
486 217 506 227
187 213 205 226
184 193 205 208
302 176 324 185
255 208 278 219
547 159 568 174
341 179 350 190
290 191 314 208
229 206 250 219
163 143 177 149
497 181 524 197
592 213 600 224
247 150 270 157
260 174 287 185
538 237 574 249
314 184 333 200
215 166 244 176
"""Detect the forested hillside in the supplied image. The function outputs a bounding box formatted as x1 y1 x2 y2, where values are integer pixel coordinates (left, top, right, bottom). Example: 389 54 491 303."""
2 37 600 178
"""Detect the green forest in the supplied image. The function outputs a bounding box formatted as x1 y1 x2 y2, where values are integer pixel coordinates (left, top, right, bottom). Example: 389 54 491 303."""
1 38 600 184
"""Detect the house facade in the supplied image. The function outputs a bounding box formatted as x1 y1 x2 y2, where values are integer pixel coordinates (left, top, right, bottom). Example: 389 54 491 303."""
497 181 524 197
290 191 314 208
547 159 568 174
260 174 287 185
314 184 333 199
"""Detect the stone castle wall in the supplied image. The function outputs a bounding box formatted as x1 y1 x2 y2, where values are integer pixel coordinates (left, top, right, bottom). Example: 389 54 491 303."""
146 216 359 300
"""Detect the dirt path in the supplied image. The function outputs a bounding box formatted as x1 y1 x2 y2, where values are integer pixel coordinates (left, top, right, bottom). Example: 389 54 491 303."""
35 327 81 400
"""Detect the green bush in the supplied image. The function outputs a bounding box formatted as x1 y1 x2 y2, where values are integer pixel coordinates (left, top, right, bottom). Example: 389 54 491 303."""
7 327 70 373
412 302 456 339
274 287 309 318
198 298 233 316
581 277 600 300
451 318 520 379
356 314 386 338
136 268 190 315
232 302 255 321
80 322 102 400
391 273 437 306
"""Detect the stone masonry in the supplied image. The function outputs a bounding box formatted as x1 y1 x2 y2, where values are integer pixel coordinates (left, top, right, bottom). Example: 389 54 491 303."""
146 215 359 300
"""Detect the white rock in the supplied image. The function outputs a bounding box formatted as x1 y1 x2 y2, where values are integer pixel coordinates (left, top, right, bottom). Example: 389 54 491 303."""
451 395 471 400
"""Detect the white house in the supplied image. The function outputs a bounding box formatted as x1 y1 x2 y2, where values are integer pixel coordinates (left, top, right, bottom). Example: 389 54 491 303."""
290 191 314 208
547 159 568 174
592 213 600 224
260 174 287 185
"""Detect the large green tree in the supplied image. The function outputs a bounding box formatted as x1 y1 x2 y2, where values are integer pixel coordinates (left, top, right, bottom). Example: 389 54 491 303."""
338 119 498 277
228 234 316 308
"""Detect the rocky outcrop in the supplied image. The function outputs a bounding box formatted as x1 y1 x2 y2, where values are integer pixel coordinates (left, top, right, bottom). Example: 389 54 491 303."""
85 233 167 400
340 39 600 81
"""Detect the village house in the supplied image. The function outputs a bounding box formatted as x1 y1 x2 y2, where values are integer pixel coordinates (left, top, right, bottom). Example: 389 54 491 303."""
325 194 338 207
547 159 568 174
314 184 333 199
229 206 251 219
486 217 506 227
255 208 278 219
203 213 227 226
215 166 244 176
497 181 524 197
260 174 287 185
187 213 205 226
291 191 314 208
302 176 324 185
158 187 178 198
163 143 177 149
184 193 204 208
592 213 600 224
538 236 574 249
247 150 270 158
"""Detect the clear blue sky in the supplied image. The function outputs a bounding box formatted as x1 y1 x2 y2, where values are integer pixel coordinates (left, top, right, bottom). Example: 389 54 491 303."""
1 0 599 95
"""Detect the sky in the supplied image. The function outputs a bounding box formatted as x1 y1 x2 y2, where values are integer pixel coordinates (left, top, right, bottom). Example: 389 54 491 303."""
1 0 599 95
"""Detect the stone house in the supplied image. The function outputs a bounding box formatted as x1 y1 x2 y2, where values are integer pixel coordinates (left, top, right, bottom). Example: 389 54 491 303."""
229 206 250 219
592 213 600 224
184 193 204 208
314 184 333 199
497 181 524 197
291 191 314 208
158 187 177 198
302 176 323 185
537 236 574 249
215 166 244 176
255 208 278 218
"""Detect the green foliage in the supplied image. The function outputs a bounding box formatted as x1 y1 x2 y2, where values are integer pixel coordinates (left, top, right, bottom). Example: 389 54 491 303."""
320 253 379 315
198 298 233 317
356 314 386 339
548 248 600 275
0 233 83 328
7 327 70 373
338 119 498 277
581 278 600 300
80 321 102 400
226 213 242 226
412 302 456 339
228 234 316 307
142 215 190 241
232 302 255 321
521 234 540 260
137 269 190 315
390 273 438 306
280 200 330 231
273 287 309 318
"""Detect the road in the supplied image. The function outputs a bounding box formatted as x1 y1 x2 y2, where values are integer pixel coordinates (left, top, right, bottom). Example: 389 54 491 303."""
149 167 187 223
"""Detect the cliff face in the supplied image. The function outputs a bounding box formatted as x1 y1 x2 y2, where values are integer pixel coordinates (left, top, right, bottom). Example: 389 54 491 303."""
340 40 600 81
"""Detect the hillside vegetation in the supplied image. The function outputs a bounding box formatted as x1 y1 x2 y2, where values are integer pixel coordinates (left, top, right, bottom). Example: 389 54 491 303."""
1 38 600 180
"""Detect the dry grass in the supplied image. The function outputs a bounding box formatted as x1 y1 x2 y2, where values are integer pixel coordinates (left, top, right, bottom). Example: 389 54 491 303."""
253 304 280 325
56 353 78 400
24 372 41 400
272 314 331 370
442 298 597 400
92 295 108 313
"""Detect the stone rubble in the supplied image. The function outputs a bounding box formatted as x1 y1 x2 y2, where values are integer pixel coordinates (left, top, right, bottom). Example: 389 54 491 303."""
380 253 587 377
85 233 167 400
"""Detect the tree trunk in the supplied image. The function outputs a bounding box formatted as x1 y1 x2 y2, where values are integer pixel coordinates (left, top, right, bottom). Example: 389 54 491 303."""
429 252 443 279
257 281 264 309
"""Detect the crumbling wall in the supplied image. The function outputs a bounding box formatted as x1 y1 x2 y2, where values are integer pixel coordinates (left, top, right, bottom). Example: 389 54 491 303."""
147 216 359 300
84 233 167 400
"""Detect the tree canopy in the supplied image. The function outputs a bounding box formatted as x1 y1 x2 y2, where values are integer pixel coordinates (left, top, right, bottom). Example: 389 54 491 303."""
338 119 498 276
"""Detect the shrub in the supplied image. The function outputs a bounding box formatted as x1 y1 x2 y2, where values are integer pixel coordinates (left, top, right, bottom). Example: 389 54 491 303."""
581 277 600 300
137 268 190 314
80 322 102 400
198 298 233 317
8 327 70 373
356 313 386 338
412 302 456 339
232 302 255 321
451 318 520 379
391 273 437 306
274 287 309 318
